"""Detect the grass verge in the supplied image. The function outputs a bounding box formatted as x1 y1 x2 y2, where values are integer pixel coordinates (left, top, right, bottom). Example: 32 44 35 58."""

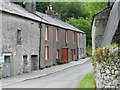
77 73 95 89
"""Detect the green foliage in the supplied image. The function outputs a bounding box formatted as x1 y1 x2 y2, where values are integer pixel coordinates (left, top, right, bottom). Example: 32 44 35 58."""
65 2 107 46
36 2 50 13
108 43 119 48
13 2 25 7
77 73 95 89
66 17 91 45
86 2 108 19
86 46 92 56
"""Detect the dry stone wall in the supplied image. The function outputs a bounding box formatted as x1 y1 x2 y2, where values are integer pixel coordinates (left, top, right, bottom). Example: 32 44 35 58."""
93 47 120 88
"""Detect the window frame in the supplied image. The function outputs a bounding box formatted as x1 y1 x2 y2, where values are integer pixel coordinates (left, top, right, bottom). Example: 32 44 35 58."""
44 45 50 61
56 28 59 42
74 49 76 55
17 29 22 45
45 26 50 41
66 30 68 43
73 32 76 44
56 49 60 59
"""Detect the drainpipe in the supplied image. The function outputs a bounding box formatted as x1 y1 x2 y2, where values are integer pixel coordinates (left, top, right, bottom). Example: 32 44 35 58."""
77 33 79 60
39 22 42 69
65 30 67 47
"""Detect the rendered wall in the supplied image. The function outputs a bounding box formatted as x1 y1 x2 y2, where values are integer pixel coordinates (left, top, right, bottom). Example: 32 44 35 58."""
1 12 40 76
92 8 110 54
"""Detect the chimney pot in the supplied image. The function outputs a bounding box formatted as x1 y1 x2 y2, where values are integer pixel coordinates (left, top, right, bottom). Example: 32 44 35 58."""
25 1 36 13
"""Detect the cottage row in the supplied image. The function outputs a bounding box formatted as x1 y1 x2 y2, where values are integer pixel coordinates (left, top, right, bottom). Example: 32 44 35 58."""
0 2 86 78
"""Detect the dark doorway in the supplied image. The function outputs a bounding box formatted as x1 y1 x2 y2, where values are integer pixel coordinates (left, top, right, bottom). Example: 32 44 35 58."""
31 55 38 71
23 55 28 73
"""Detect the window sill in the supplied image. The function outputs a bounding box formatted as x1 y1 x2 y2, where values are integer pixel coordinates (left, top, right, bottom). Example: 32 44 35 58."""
45 59 50 61
56 40 59 42
45 40 50 41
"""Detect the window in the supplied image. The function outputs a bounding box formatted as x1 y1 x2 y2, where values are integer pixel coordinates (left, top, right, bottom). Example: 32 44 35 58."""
45 26 49 41
74 49 76 55
56 49 60 59
17 29 22 45
23 55 27 65
56 28 59 42
73 32 76 44
66 31 68 43
45 45 50 60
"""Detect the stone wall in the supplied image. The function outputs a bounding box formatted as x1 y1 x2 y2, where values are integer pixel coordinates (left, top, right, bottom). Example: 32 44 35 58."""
92 7 111 54
93 47 120 88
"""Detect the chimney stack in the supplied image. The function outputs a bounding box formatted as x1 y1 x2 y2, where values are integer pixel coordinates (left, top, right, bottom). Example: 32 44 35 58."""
46 5 54 17
25 0 36 13
46 5 60 19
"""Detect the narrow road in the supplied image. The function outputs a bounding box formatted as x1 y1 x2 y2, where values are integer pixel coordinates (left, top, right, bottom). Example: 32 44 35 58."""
3 59 93 88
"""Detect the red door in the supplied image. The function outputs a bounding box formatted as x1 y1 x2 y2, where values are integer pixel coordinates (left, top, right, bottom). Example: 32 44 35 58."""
62 47 69 63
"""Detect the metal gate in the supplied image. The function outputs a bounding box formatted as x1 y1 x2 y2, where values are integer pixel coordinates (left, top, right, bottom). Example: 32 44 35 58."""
3 56 11 77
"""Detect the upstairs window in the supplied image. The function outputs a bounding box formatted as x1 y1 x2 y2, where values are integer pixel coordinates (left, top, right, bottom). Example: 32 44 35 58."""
73 32 76 44
66 30 68 43
45 45 50 60
56 28 59 42
17 29 22 45
45 26 49 41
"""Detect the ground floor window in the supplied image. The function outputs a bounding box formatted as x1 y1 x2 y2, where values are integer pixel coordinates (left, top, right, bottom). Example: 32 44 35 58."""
56 49 60 59
74 49 76 55
45 45 50 60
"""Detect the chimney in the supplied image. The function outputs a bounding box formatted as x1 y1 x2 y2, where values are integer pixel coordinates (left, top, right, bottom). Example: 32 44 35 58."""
46 5 54 17
25 0 36 13
54 13 61 19
46 5 60 19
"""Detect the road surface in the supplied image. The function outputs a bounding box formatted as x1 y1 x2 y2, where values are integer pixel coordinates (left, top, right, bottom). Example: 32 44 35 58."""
3 59 93 88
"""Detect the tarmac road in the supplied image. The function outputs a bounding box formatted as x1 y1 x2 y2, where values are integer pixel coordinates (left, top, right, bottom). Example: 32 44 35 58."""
3 59 93 88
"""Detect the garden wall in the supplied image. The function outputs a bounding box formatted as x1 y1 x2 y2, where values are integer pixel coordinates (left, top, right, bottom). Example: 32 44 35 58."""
93 46 120 88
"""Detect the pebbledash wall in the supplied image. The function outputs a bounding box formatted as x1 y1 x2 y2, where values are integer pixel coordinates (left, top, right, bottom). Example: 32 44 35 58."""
93 47 120 88
2 12 40 75
77 33 86 59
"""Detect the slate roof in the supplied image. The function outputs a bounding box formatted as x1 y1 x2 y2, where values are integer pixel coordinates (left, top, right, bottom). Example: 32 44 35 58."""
0 2 47 23
0 2 85 33
36 12 84 33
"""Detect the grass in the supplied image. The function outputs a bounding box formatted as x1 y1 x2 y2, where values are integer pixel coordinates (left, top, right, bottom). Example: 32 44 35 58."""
86 46 92 56
77 73 95 89
107 43 118 48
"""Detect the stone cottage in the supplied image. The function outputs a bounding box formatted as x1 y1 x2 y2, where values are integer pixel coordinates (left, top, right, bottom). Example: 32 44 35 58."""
0 1 86 78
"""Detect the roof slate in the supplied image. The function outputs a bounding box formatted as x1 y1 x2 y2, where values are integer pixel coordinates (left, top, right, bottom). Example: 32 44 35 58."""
0 2 85 33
